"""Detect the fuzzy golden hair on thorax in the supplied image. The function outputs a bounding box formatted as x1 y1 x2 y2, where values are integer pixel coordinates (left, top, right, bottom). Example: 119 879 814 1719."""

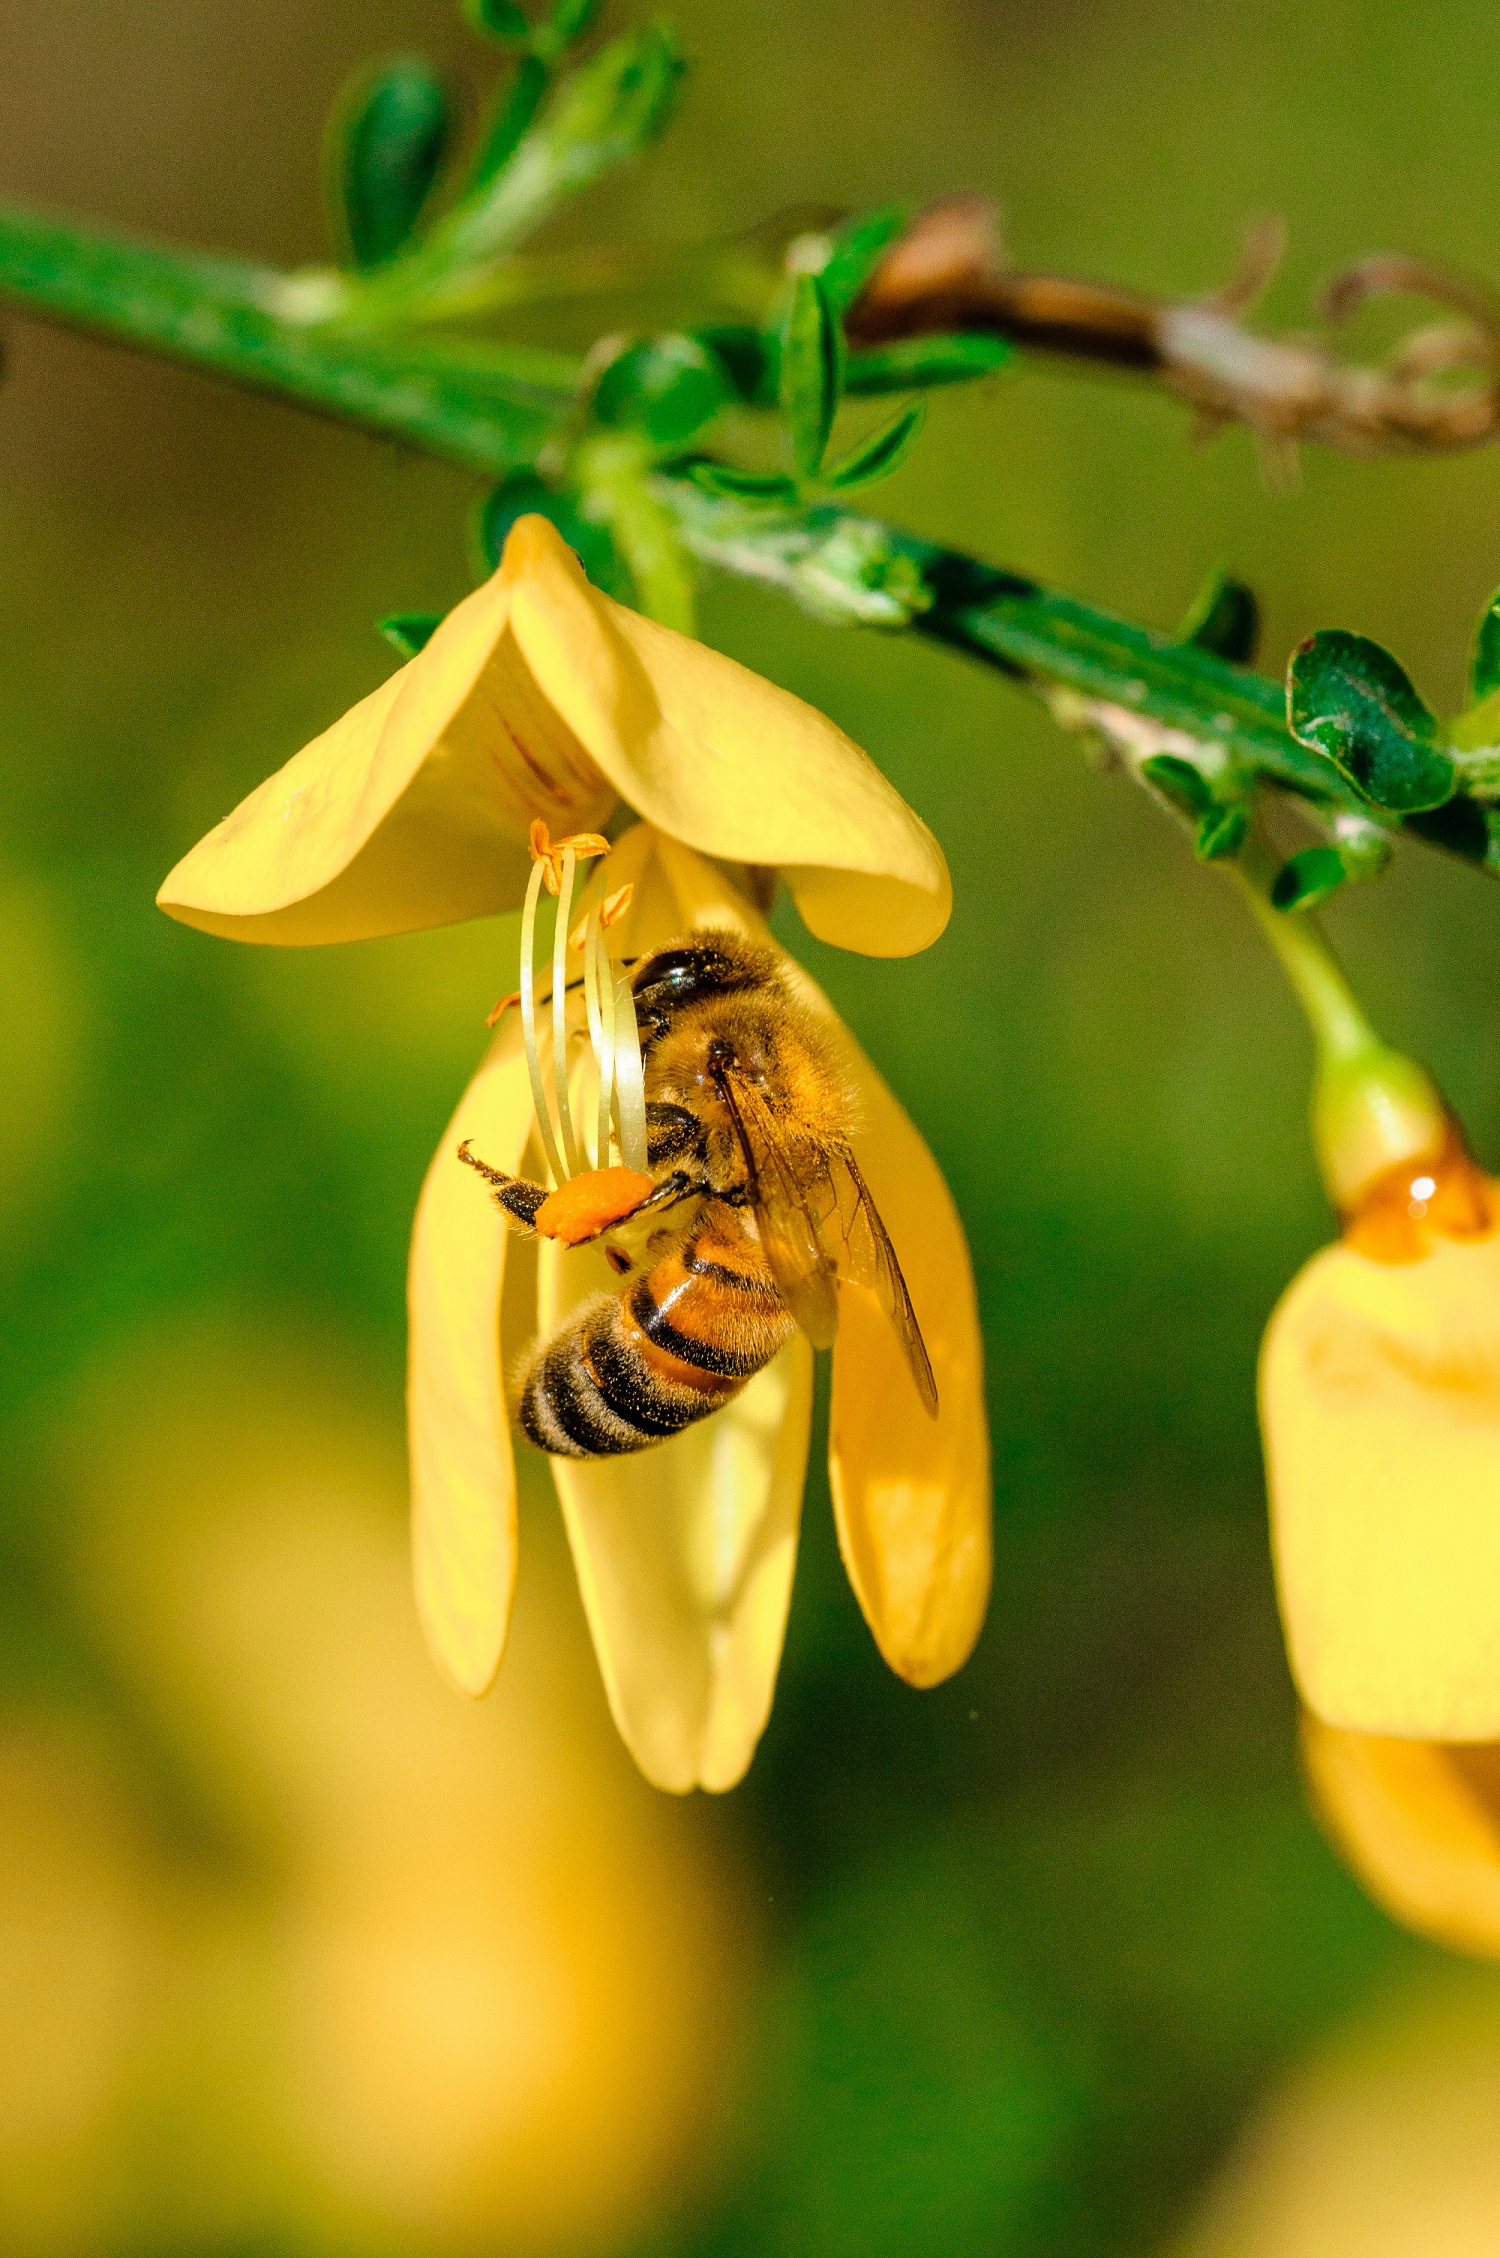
638 930 855 1163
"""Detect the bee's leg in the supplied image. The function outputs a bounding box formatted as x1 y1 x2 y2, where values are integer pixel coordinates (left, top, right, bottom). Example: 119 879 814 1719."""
633 1167 715 1216
456 1139 548 1229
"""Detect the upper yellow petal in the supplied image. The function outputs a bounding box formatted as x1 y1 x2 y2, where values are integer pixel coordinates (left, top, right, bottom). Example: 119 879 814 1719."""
407 1014 536 1696
1301 1709 1500 1960
1262 1215 1500 1738
821 1028 991 1688
157 514 950 956
502 515 952 956
157 546 615 944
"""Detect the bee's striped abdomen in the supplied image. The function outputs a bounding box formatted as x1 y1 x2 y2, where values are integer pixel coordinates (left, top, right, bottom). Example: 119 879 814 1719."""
519 1208 794 1459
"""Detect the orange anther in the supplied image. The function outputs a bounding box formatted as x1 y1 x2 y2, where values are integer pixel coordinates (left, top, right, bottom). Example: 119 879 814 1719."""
528 819 612 896
568 881 636 953
484 988 521 1028
533 1167 655 1246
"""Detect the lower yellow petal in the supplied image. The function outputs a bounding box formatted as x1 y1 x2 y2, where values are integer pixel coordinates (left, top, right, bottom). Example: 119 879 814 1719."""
1302 1709 1500 1959
407 1016 534 1696
566 828 988 1709
823 1044 991 1688
1262 1220 1500 1737
542 1312 814 1796
532 834 815 1790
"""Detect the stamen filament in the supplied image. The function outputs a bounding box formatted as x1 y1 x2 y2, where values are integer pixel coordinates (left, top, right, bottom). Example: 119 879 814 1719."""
552 847 583 1178
596 918 619 1169
519 857 567 1187
579 906 607 1165
612 963 648 1172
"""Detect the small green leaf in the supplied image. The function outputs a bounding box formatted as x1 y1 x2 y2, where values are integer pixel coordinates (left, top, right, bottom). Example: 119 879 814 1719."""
1194 805 1248 862
414 26 683 274
593 334 732 446
1271 845 1346 912
693 324 774 405
1140 754 1212 819
327 57 451 269
1471 584 1500 702
1287 630 1454 814
541 0 599 52
815 204 908 316
467 53 548 191
686 462 800 505
464 0 532 41
779 272 843 482
844 334 1013 394
825 399 926 492
379 611 443 657
476 470 620 588
1177 568 1259 665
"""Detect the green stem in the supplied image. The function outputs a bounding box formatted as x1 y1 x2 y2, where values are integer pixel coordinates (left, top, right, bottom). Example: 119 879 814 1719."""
578 436 697 631
1230 837 1448 1206
1230 846 1376 1068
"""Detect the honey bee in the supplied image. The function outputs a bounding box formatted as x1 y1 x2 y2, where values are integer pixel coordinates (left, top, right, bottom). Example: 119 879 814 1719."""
459 929 937 1458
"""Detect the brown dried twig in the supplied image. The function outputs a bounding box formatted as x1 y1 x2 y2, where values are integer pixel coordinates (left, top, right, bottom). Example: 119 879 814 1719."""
846 196 1500 475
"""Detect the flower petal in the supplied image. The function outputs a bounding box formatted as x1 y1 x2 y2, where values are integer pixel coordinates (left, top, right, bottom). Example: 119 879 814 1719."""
157 550 615 944
564 827 988 1717
502 515 951 956
1302 1710 1500 1959
823 1038 991 1688
533 831 817 1789
539 1298 814 1796
1262 1219 1500 1738
407 1015 535 1696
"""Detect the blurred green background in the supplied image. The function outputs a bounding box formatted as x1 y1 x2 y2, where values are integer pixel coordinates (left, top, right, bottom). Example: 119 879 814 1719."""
5 0 1500 2251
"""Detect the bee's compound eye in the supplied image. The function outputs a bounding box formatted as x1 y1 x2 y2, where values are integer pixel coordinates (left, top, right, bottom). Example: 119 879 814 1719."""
632 943 740 1008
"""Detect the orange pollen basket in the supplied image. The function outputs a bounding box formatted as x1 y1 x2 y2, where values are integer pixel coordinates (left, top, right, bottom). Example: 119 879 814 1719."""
533 1167 655 1246
1342 1120 1496 1263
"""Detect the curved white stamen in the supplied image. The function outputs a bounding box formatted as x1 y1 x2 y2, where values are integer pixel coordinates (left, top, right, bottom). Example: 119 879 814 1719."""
519 856 566 1187
612 963 648 1173
552 848 583 1177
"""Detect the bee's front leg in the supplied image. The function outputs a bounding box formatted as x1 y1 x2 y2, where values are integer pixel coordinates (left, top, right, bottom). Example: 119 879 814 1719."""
456 1140 549 1230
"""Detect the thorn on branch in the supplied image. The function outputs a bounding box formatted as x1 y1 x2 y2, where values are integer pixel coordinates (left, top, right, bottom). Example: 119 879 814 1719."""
845 196 1500 463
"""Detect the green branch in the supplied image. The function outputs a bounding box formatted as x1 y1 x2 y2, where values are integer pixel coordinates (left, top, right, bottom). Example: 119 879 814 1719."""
0 193 1492 877
0 202 577 473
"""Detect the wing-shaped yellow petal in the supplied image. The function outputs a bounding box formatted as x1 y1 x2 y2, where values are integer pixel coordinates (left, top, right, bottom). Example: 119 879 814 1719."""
823 1038 991 1688
502 515 951 956
1302 1710 1500 1959
1262 1220 1500 1738
587 827 989 1695
407 1015 535 1696
538 1228 814 1793
157 560 615 945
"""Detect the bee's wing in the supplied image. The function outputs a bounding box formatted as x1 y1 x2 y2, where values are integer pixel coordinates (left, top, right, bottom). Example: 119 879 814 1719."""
716 1066 841 1349
828 1146 939 1418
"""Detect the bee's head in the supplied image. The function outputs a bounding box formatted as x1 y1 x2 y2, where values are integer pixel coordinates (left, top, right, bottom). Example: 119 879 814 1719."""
630 932 773 1046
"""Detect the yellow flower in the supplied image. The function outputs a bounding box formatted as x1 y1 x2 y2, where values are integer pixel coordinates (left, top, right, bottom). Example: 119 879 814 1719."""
1302 1709 1500 1960
1260 1084 1500 1744
157 512 949 956
158 516 989 1791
